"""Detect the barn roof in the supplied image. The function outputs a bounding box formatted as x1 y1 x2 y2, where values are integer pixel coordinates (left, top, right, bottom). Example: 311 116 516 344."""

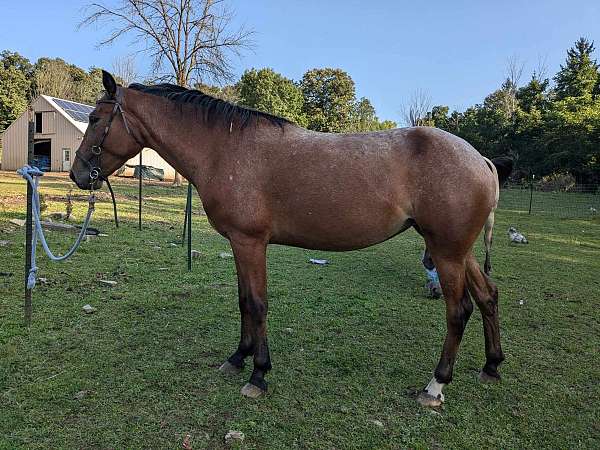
41 95 93 133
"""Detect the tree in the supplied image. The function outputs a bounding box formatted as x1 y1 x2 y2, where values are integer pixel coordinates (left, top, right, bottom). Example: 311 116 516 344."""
195 82 239 102
31 58 102 105
426 105 450 129
352 97 396 131
353 97 376 131
238 68 307 126
501 55 524 119
81 0 254 185
554 37 599 100
32 58 73 100
0 52 32 132
377 120 397 130
300 68 357 132
0 64 29 130
517 73 549 113
112 55 139 86
401 89 431 126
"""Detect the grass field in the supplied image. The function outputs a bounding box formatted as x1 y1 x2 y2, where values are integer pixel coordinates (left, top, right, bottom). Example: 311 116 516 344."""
1 171 599 449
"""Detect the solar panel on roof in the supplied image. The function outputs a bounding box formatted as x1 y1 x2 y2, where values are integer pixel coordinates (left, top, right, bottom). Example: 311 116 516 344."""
52 98 94 123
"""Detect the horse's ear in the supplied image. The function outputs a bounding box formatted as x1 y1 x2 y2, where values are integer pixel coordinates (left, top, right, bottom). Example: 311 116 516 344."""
102 70 117 97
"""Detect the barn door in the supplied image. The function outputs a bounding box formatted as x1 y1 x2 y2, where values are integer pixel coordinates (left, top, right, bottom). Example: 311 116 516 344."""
42 111 55 134
62 148 71 171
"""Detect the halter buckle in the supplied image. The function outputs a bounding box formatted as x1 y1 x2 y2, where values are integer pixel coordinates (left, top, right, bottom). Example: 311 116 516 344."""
91 145 102 155
90 168 100 180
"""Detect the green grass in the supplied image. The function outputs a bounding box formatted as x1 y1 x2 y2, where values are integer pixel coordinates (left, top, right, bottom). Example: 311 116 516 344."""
1 171 599 449
499 187 600 218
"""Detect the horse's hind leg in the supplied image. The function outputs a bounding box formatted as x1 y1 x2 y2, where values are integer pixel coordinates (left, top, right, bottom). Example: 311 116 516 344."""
219 236 272 398
465 253 505 381
483 211 495 275
417 255 473 407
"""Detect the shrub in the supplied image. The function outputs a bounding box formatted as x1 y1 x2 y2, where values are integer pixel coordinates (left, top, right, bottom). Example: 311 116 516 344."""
538 172 576 192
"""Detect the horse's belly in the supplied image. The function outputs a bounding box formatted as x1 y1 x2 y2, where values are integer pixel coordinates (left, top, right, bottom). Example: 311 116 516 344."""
269 202 413 251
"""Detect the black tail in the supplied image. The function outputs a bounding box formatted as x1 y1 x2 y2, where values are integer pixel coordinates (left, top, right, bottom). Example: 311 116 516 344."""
491 156 513 185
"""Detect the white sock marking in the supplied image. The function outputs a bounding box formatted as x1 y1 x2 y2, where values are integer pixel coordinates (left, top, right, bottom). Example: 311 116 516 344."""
424 377 446 402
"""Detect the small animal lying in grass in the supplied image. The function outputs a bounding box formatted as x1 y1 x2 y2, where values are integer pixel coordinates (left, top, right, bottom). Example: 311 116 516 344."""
508 227 528 244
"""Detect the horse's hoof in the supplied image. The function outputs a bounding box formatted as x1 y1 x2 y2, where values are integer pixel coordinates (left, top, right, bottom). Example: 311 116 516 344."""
478 370 501 383
241 383 266 399
219 361 242 375
416 391 443 408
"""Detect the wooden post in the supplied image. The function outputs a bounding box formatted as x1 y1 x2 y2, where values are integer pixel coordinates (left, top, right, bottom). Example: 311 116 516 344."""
138 151 142 230
186 182 192 271
24 112 34 325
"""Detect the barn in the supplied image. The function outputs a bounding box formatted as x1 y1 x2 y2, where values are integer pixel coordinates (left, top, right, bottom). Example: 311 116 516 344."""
0 95 176 179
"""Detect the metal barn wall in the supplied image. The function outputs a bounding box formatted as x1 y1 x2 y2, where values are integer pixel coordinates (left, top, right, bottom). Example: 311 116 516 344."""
1 111 27 170
0 98 40 171
125 148 176 180
43 106 84 172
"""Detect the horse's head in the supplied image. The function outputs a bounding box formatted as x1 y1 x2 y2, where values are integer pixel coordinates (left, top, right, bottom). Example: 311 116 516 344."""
70 70 143 190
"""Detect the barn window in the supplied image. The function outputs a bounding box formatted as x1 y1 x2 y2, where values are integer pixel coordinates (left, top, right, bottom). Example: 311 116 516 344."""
35 113 43 133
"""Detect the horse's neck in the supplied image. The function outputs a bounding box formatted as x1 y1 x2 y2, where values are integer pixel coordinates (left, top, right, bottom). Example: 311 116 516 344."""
129 95 223 189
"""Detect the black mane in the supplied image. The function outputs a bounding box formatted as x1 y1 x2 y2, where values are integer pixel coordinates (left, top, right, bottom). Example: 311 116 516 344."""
128 83 292 130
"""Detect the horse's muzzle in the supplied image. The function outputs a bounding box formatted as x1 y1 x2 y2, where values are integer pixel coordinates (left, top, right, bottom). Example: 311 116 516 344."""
69 169 103 191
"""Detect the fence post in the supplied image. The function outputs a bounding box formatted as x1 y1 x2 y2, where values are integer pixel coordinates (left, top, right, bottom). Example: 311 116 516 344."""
528 173 535 215
186 182 192 271
138 151 143 230
24 111 34 325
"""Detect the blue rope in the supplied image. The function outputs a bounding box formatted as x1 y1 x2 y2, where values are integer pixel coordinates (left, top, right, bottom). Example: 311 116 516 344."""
17 165 95 289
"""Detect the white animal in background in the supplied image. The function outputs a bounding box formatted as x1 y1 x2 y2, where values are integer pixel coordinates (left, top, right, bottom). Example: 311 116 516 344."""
591 207 598 214
508 226 528 244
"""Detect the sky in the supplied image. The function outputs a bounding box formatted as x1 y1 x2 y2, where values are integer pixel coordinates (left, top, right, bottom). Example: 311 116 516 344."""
1 0 600 124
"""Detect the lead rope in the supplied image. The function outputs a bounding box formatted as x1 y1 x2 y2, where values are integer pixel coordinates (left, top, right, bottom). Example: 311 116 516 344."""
17 165 96 289
104 177 119 227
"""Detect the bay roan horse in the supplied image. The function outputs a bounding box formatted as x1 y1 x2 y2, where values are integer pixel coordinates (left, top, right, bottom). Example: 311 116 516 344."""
70 71 505 407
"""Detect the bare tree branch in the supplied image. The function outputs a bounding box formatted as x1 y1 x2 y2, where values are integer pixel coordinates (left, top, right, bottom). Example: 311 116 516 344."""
80 0 254 86
535 54 549 81
111 55 139 85
80 0 254 185
506 54 524 88
503 54 525 118
401 89 432 127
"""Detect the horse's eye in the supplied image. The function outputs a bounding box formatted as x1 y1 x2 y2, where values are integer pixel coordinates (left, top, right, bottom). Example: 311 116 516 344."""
89 116 100 125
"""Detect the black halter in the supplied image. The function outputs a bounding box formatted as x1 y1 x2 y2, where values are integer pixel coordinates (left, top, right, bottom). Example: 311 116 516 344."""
75 96 138 228
77 99 133 183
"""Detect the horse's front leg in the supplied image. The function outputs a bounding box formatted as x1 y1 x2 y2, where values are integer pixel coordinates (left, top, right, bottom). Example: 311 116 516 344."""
219 236 271 398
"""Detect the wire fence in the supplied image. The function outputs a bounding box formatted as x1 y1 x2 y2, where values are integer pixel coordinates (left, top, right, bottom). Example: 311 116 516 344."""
499 184 600 219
